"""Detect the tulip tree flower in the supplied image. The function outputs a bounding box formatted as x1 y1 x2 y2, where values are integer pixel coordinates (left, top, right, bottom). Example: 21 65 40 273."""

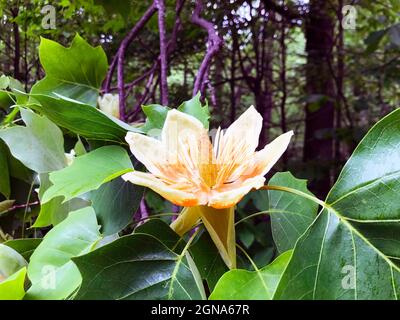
123 106 293 269
97 93 120 119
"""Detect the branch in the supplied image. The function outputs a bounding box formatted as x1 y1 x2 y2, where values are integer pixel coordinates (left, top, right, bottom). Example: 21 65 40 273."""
102 53 118 93
126 0 185 122
191 0 223 96
117 2 158 121
156 0 169 106
4 201 39 213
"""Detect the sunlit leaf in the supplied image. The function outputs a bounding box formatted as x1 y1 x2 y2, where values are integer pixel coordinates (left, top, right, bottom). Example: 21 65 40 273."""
0 267 27 300
177 93 210 129
41 146 133 204
25 207 101 300
0 109 67 173
209 251 292 300
30 34 107 106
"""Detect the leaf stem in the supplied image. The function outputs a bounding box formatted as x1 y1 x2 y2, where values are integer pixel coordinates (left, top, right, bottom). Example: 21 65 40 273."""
259 185 328 209
235 209 296 226
236 243 259 271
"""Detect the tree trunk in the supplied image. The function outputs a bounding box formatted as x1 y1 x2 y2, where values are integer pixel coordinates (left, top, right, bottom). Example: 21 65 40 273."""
335 0 344 178
303 0 335 198
255 88 272 148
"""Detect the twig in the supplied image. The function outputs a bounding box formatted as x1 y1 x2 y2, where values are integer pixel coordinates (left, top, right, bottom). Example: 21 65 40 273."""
3 201 39 214
117 2 158 121
102 52 118 93
156 0 169 106
191 0 223 96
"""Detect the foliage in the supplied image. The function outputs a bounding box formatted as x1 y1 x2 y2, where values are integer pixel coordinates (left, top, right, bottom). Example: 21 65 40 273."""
0 1 400 301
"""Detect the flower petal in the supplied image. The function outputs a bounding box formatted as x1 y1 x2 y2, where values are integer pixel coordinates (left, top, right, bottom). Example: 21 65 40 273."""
222 105 263 154
197 206 236 269
162 109 205 143
125 132 168 177
215 106 262 185
161 109 208 165
122 171 199 207
208 176 266 209
161 109 215 188
250 130 294 177
170 207 201 236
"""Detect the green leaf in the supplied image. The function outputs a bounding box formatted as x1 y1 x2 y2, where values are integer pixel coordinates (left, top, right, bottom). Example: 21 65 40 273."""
0 75 10 89
365 29 387 53
0 142 10 198
4 145 32 183
177 93 210 129
134 219 184 252
94 0 132 20
190 231 228 291
9 78 28 105
73 233 206 300
0 267 27 300
29 94 140 143
0 109 67 173
33 173 89 227
0 244 27 281
0 91 14 110
74 136 86 156
268 172 318 253
275 108 400 300
209 251 292 300
41 146 133 204
25 207 101 300
0 200 15 214
140 95 210 135
4 239 42 261
141 104 170 135
91 177 143 235
30 34 107 106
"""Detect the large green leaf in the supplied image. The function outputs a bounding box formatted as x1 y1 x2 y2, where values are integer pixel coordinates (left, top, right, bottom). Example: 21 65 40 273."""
30 94 140 143
91 177 143 235
275 108 400 300
0 267 27 300
25 207 101 300
33 173 89 227
268 172 318 253
0 109 66 173
73 233 206 300
30 34 107 106
41 146 133 204
209 251 292 300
